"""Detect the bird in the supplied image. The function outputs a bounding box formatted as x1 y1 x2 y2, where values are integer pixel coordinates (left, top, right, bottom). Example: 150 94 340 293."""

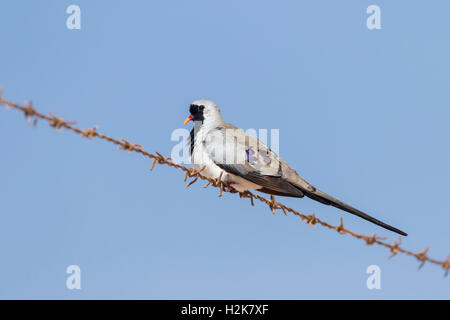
183 99 407 236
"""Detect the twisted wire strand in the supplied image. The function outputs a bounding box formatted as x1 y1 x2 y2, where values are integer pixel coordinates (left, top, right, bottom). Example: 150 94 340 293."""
1 92 448 276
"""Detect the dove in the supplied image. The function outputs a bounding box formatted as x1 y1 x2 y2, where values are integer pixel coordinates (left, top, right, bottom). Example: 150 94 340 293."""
184 99 407 236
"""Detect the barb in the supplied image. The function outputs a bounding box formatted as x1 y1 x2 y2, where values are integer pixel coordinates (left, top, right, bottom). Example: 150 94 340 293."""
1 94 449 276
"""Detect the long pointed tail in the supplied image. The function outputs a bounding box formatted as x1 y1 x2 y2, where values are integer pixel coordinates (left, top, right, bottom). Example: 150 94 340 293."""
303 188 407 236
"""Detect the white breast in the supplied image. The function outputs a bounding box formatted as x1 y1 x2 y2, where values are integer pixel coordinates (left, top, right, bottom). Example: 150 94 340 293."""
191 129 262 193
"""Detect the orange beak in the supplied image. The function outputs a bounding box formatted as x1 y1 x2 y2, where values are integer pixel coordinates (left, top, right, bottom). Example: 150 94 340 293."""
183 115 194 125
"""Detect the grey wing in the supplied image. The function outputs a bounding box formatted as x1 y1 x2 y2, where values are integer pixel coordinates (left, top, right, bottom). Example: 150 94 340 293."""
203 126 304 197
203 125 408 236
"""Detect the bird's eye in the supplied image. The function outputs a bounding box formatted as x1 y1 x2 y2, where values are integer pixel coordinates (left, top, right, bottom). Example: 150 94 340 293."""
199 105 205 111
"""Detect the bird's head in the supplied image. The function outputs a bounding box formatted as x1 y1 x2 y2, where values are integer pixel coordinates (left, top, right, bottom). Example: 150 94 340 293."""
184 99 223 127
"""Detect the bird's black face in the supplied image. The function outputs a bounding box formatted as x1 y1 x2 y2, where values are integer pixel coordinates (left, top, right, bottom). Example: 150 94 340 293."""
184 104 205 124
189 104 205 122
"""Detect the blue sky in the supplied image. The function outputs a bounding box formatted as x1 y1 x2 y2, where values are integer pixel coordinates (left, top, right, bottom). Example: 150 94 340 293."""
0 1 449 299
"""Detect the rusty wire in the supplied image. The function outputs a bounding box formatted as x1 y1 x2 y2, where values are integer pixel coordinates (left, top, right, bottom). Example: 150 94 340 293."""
0 93 449 277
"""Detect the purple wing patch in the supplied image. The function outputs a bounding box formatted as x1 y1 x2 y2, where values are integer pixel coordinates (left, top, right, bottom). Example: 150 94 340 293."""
246 147 257 165
246 147 272 166
259 149 272 165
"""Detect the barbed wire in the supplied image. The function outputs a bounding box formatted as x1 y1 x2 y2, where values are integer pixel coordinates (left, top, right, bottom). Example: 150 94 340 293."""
0 91 448 277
